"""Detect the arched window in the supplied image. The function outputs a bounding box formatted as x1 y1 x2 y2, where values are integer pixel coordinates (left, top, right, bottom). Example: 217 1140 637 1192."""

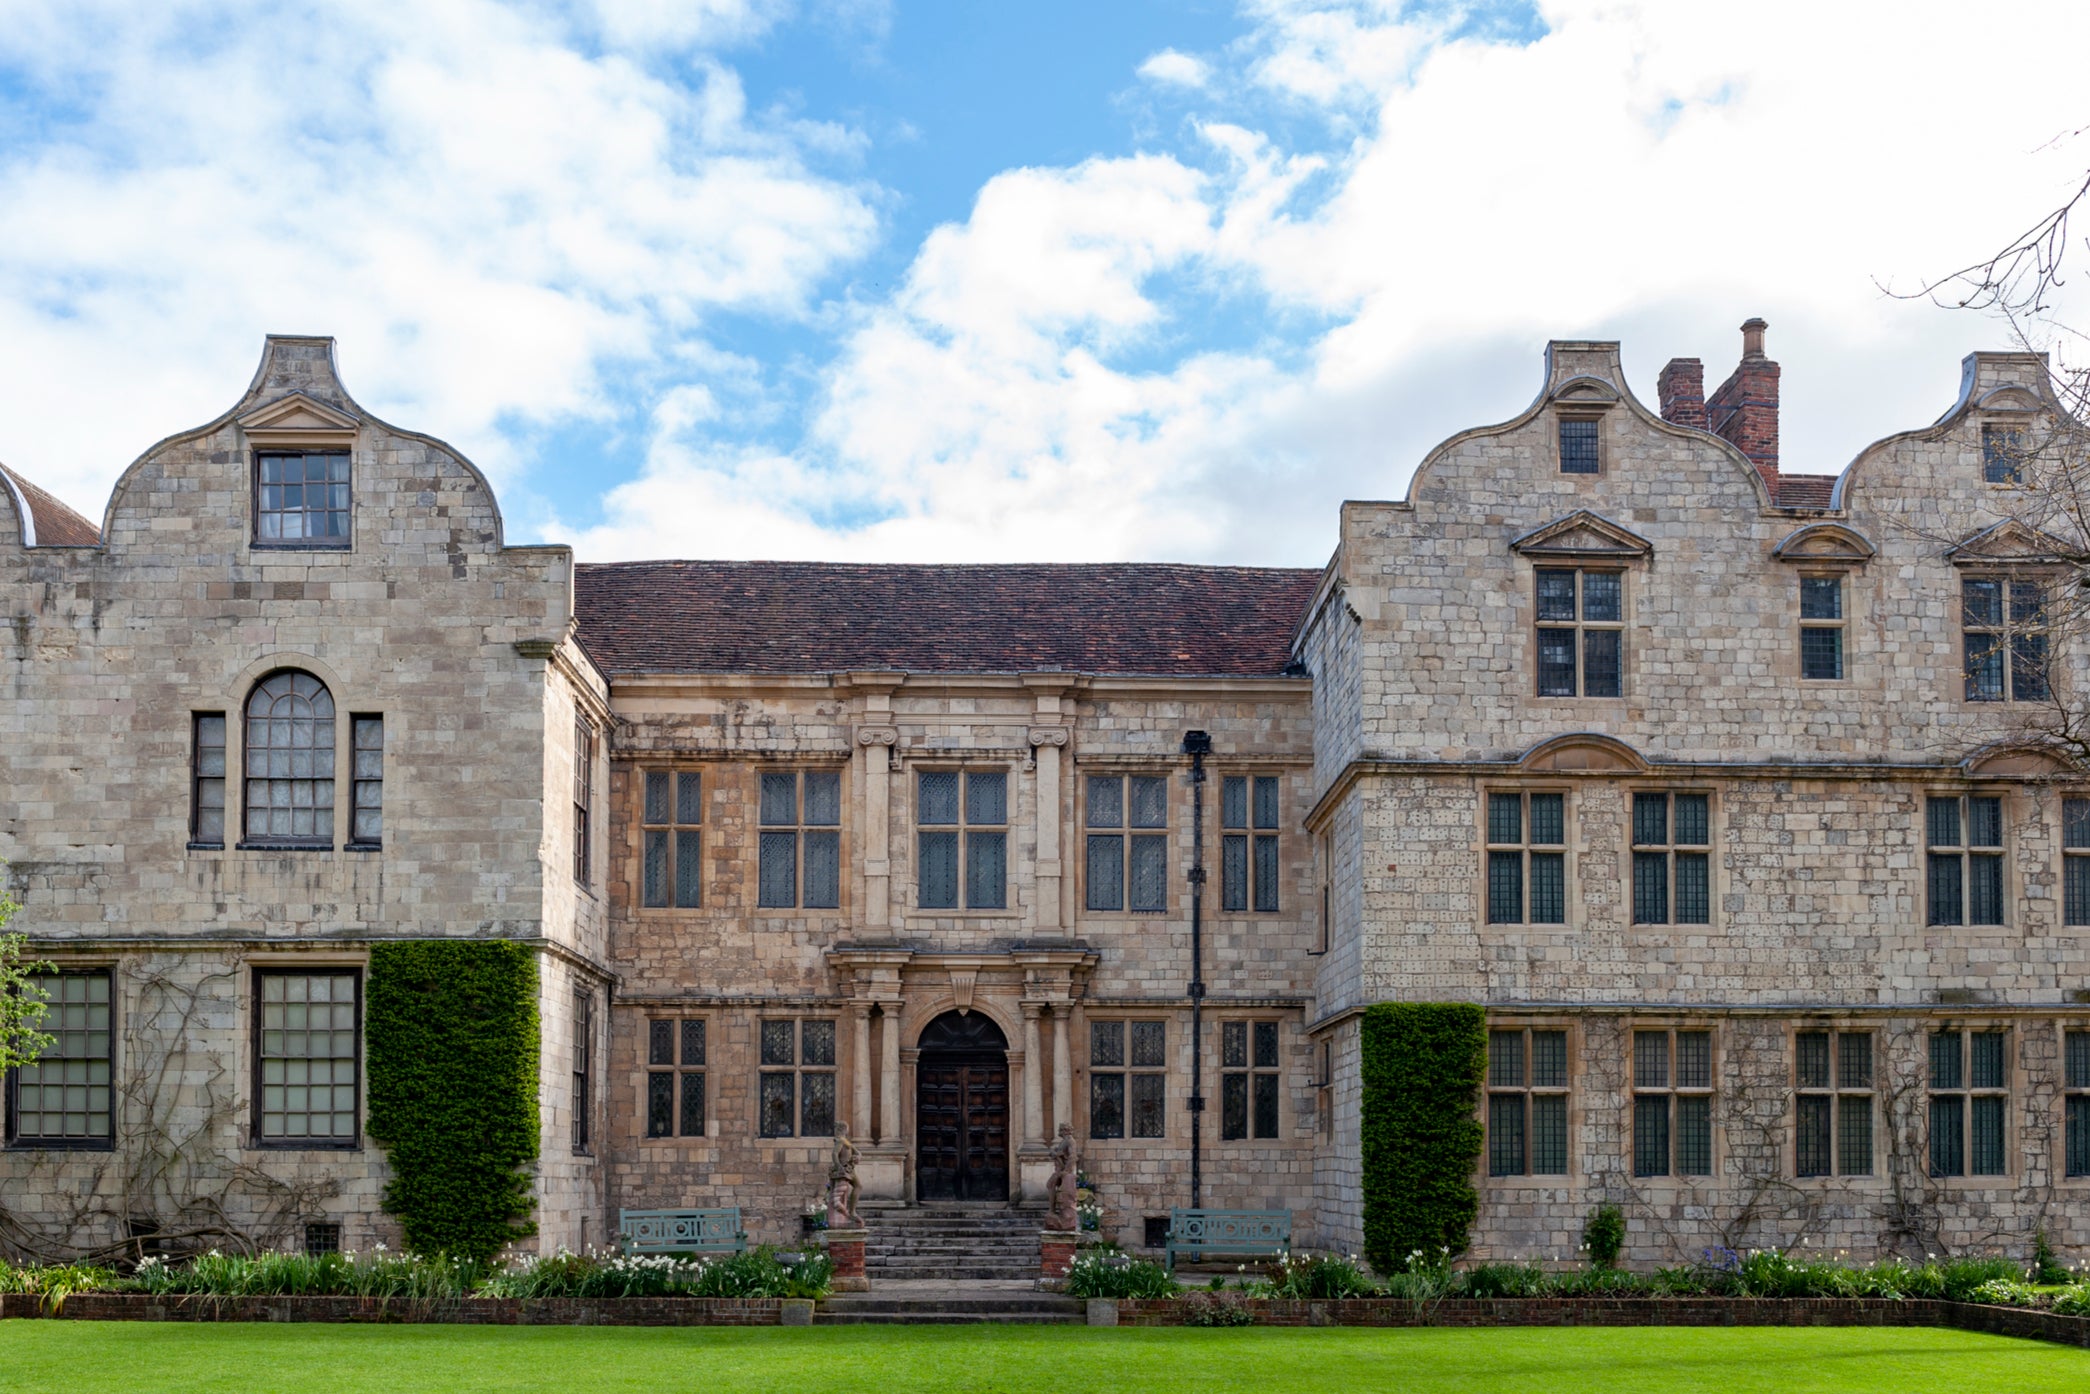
245 670 335 846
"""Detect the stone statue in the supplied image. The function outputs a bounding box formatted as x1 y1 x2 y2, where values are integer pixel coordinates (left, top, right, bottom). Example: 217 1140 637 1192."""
1046 1122 1080 1231
825 1125 860 1229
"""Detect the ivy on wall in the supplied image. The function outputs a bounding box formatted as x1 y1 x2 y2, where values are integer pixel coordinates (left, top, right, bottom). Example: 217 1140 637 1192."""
366 940 541 1262
1359 1002 1488 1274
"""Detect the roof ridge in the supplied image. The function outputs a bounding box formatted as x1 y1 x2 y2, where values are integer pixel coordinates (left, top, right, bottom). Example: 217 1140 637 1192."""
0 462 101 546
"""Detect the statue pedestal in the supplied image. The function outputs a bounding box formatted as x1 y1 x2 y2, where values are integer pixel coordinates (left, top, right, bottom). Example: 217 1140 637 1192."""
1016 1146 1053 1204
820 1227 870 1292
1039 1228 1094 1282
859 1144 908 1203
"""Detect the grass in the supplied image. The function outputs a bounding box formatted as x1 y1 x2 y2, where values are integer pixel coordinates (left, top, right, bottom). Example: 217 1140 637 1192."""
2 1322 2088 1393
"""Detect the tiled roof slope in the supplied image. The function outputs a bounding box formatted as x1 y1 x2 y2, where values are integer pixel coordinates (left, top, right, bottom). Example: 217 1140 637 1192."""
1773 474 1837 508
0 464 99 545
574 560 1324 677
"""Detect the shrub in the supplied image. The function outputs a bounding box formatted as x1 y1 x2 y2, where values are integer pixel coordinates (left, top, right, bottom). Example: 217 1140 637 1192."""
475 1246 830 1300
1180 1293 1255 1326
1358 1003 1487 1273
1063 1251 1179 1300
1938 1256 2025 1303
365 941 542 1264
1582 1205 1625 1269
0 1260 117 1311
1968 1277 2040 1307
2033 1228 2072 1286
130 1248 477 1300
1256 1252 1379 1300
2051 1281 2090 1316
1458 1262 1549 1299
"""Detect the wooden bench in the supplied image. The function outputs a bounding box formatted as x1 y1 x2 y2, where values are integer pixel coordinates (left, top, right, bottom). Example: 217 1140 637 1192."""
618 1208 748 1256
1164 1209 1291 1269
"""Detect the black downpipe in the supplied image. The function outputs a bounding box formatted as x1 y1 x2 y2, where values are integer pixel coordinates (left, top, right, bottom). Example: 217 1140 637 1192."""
1183 729 1212 1209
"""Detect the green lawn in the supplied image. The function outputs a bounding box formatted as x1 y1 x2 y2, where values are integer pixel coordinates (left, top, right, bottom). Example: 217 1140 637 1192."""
2 1322 2085 1393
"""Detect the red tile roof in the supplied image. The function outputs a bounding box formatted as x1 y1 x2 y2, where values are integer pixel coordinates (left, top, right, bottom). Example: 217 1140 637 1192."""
1773 473 1838 508
573 560 1323 677
0 465 99 545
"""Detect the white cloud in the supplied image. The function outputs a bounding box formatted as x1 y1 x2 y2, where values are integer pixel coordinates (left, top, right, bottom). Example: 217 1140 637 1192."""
1138 49 1212 89
0 0 876 511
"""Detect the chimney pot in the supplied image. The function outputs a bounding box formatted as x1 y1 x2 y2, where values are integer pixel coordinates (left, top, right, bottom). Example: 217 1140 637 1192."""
1708 319 1780 485
1741 317 1768 359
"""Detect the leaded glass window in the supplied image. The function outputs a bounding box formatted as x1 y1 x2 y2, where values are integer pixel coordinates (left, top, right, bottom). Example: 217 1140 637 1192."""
2064 800 2090 927
1220 775 1281 914
2065 1030 2090 1179
348 716 382 847
1926 796 2004 927
1795 1029 1873 1177
1558 416 1600 474
1983 423 2027 485
1534 568 1622 697
191 713 226 845
256 971 358 1146
244 671 334 846
1090 1020 1166 1139
762 771 842 909
1220 1020 1281 1141
644 1017 705 1140
1631 793 1710 925
641 770 703 909
7 971 112 1146
1631 1029 1712 1177
1929 1029 2008 1178
757 1019 834 1138
1086 774 1168 913
1487 1027 1568 1177
918 770 1007 910
1963 577 2048 702
1799 576 1845 681
255 451 350 546
1485 791 1566 925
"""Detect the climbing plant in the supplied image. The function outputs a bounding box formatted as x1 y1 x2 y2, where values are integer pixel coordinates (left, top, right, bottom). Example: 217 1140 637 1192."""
365 940 540 1263
0 874 54 1075
1358 1002 1487 1274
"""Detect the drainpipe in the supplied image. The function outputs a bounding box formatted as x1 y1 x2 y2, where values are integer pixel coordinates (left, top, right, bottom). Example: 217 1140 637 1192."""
1183 729 1212 1209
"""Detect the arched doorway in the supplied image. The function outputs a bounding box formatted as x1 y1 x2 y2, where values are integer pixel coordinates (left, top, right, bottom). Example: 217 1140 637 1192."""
915 1011 1010 1202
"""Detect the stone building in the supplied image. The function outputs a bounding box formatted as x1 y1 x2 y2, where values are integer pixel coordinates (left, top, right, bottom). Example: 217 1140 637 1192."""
3 324 2087 1268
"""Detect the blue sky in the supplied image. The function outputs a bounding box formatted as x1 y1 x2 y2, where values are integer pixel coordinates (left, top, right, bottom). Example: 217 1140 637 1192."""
0 1 2086 565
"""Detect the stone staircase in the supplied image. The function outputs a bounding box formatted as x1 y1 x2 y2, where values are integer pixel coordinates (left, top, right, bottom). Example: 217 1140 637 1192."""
816 1292 1084 1325
862 1204 1045 1282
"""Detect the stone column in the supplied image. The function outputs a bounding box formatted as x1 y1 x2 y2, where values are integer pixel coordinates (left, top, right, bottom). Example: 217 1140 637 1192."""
858 728 897 931
1021 1005 1046 1144
851 1004 873 1143
1028 727 1068 936
881 1003 902 1142
1052 1007 1072 1136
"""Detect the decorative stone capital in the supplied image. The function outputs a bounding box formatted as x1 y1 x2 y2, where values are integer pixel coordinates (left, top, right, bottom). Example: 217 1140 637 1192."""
857 725 900 747
1027 727 1069 748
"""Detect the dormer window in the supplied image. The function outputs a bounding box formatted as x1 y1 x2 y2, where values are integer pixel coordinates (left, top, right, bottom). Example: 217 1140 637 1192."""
1982 423 2027 486
256 451 351 547
1559 417 1600 474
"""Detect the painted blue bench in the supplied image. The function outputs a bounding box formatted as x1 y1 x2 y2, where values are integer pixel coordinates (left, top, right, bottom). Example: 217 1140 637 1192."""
618 1208 748 1256
1164 1209 1291 1269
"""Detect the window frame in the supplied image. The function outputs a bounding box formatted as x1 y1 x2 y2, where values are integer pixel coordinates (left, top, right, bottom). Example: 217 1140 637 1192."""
915 767 1010 912
1961 573 2050 704
1219 1018 1282 1141
757 1018 836 1140
1088 1018 1168 1140
1629 1026 1714 1179
1982 421 2029 486
1927 1026 2011 1179
1484 789 1569 927
2062 797 2090 928
1532 566 1625 699
644 1015 709 1142
1556 413 1603 475
1084 772 1172 914
250 967 362 1152
1629 791 1713 927
241 669 338 850
1925 793 2007 928
1485 1024 1571 1179
760 769 845 911
1219 773 1282 915
252 449 353 551
640 769 705 910
1794 1026 1875 1179
1798 573 1847 682
5 968 116 1151
2063 1025 2090 1181
347 714 382 850
572 720 594 890
571 988 594 1154
191 712 227 848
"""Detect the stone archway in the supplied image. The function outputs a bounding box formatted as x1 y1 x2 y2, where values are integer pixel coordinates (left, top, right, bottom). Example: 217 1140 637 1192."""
914 1011 1010 1202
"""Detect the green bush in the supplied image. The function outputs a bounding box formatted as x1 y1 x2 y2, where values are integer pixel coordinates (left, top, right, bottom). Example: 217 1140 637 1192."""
1582 1205 1625 1269
130 1249 477 1300
1358 1003 1487 1273
365 941 541 1263
1968 1278 2040 1307
475 1247 830 1300
1252 1252 1380 1299
1063 1252 1180 1300
1938 1257 2025 1302
1459 1262 1550 1299
2051 1282 2090 1316
2033 1228 2072 1286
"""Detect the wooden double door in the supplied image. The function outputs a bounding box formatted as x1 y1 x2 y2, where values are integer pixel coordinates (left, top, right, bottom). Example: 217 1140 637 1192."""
914 1011 1011 1201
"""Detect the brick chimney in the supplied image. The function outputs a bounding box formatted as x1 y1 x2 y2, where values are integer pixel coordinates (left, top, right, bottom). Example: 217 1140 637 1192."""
1706 316 1780 490
1657 357 1706 430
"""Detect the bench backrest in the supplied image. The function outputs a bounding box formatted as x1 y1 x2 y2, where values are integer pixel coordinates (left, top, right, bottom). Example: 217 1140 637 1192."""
618 1208 744 1250
1168 1209 1291 1251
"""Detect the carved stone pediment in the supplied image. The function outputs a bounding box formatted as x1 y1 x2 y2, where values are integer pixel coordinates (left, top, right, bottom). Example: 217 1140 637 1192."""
1771 523 1873 565
1550 374 1622 407
1974 385 2044 414
239 391 359 447
1944 519 2085 568
1962 742 2078 777
1518 733 1648 773
1510 510 1653 562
